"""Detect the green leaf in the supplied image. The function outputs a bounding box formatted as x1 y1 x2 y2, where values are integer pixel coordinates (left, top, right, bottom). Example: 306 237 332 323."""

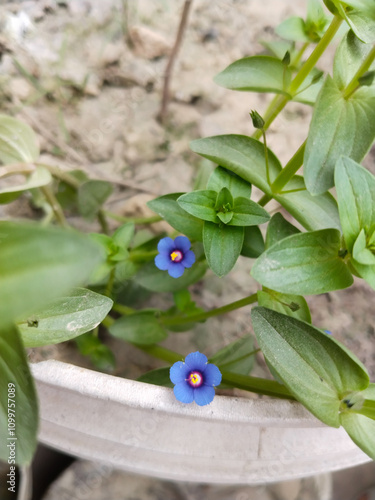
215 187 234 211
335 156 375 252
177 190 218 223
109 312 167 345
207 166 252 198
209 335 255 376
78 180 113 219
230 197 270 226
136 260 207 292
173 289 192 312
304 75 375 195
137 367 174 387
292 68 324 105
0 325 38 465
190 135 341 231
261 40 295 61
241 225 265 258
265 213 300 249
147 193 203 241
75 332 115 372
251 229 354 295
214 56 292 95
0 222 103 327
0 114 39 164
333 30 375 91
353 229 375 265
336 0 375 43
0 166 51 195
17 288 113 347
112 223 134 248
203 221 244 277
340 412 375 459
251 307 370 427
258 289 311 322
276 17 310 42
350 259 375 290
217 211 233 224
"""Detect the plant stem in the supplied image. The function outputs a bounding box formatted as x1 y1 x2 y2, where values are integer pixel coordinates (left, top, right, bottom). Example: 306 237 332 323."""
271 140 306 193
258 193 272 207
98 209 110 235
129 249 158 262
292 42 309 67
105 268 116 298
40 185 69 227
103 210 162 225
161 293 258 326
343 45 375 99
253 16 343 139
37 163 81 189
262 129 271 186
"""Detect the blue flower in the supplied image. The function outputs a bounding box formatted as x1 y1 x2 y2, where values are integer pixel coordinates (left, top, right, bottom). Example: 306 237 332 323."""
170 351 222 406
155 236 195 278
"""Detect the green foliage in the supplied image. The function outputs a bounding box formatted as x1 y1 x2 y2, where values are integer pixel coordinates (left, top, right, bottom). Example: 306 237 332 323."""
241 226 265 258
109 312 168 345
207 166 252 199
203 222 244 277
17 288 113 347
265 213 300 249
0 222 104 326
137 367 174 387
0 166 51 196
0 114 39 164
214 56 292 95
257 289 311 322
335 0 375 43
75 332 116 372
252 229 353 295
147 193 203 241
251 307 369 427
209 335 256 376
0 325 38 465
78 180 113 219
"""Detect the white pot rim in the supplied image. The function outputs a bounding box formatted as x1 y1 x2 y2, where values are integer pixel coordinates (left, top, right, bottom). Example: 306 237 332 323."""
31 360 370 484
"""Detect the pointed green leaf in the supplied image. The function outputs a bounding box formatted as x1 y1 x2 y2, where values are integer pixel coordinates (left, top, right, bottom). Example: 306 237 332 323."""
217 211 233 224
241 226 265 258
137 367 174 387
252 229 353 295
336 0 375 43
340 412 375 459
147 193 203 241
335 156 375 252
190 135 341 231
177 190 218 222
17 288 113 347
350 259 375 290
203 221 244 277
0 222 103 326
304 76 375 195
0 325 38 465
276 17 310 42
112 223 135 248
214 56 292 95
257 289 311 322
230 197 270 226
209 335 255 376
215 187 234 211
207 166 252 198
0 114 39 164
265 213 300 249
251 307 369 427
109 312 167 345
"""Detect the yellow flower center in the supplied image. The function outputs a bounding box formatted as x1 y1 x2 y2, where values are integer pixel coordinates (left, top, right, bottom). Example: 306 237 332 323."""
188 371 203 387
170 250 183 262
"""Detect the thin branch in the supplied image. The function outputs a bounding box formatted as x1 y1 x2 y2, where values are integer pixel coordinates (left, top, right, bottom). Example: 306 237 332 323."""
158 0 193 124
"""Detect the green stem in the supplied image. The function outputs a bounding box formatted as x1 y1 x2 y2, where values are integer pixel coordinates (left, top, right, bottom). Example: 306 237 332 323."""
271 141 306 193
98 209 110 235
262 129 271 186
37 163 81 189
253 16 342 139
258 193 272 207
40 186 69 227
292 42 309 67
104 210 163 225
343 45 375 99
129 249 158 262
220 370 294 399
105 268 116 298
112 302 136 315
161 293 258 326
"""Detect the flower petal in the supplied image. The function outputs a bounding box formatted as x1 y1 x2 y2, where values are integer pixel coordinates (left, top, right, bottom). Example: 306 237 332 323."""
157 237 175 254
168 263 185 278
173 383 194 404
193 385 215 406
155 253 170 271
185 351 208 371
182 249 195 268
174 235 191 253
170 361 189 384
203 364 222 387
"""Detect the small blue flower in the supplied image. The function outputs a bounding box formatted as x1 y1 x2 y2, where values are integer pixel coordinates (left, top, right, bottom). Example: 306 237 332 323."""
155 236 195 278
170 351 222 406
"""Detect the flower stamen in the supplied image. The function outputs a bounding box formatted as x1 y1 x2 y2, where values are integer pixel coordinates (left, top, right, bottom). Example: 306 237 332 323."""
170 250 183 262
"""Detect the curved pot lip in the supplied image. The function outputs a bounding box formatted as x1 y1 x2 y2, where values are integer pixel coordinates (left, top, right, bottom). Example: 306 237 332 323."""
31 359 325 428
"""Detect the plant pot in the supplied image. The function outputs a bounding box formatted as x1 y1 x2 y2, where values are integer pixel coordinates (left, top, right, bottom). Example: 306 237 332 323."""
31 360 371 484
